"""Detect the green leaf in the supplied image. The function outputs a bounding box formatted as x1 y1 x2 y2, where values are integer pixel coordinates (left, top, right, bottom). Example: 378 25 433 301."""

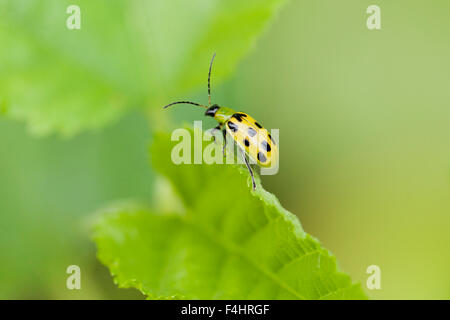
92 129 367 299
0 0 285 136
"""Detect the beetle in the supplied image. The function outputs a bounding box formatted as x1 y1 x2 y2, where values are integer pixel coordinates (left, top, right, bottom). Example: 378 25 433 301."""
163 54 278 190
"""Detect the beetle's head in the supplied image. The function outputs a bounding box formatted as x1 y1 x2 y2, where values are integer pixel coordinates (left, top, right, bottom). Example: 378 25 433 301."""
205 104 220 117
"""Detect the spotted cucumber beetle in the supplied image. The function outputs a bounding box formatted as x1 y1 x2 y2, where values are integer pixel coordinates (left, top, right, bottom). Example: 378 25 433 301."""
163 54 278 190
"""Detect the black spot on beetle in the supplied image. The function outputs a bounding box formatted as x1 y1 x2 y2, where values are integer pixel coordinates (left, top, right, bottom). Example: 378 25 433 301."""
268 133 276 145
244 138 250 147
261 140 271 152
233 113 247 122
247 127 257 137
257 152 267 163
255 122 262 128
227 121 238 132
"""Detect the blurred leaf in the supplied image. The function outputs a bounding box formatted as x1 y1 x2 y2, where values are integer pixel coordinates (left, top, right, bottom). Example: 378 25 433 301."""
92 129 366 299
0 0 285 136
0 112 152 299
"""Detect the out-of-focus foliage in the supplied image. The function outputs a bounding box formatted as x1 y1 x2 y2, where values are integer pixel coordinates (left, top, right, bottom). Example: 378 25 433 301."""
227 0 450 299
0 113 151 299
0 0 285 136
92 129 366 299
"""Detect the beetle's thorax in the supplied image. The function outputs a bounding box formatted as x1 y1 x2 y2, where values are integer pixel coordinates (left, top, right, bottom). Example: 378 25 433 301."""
205 104 234 125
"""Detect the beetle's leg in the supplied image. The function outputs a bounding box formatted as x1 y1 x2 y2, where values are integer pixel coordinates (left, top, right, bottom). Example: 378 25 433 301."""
241 151 256 190
222 129 227 157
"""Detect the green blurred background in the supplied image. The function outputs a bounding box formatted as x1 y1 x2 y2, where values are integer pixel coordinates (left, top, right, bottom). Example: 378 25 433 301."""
0 0 449 299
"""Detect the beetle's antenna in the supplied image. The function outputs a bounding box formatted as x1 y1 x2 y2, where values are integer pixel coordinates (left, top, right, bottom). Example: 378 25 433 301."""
163 101 208 109
208 53 216 106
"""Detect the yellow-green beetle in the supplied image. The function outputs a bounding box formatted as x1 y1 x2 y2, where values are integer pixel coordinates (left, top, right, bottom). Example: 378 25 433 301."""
163 54 278 189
